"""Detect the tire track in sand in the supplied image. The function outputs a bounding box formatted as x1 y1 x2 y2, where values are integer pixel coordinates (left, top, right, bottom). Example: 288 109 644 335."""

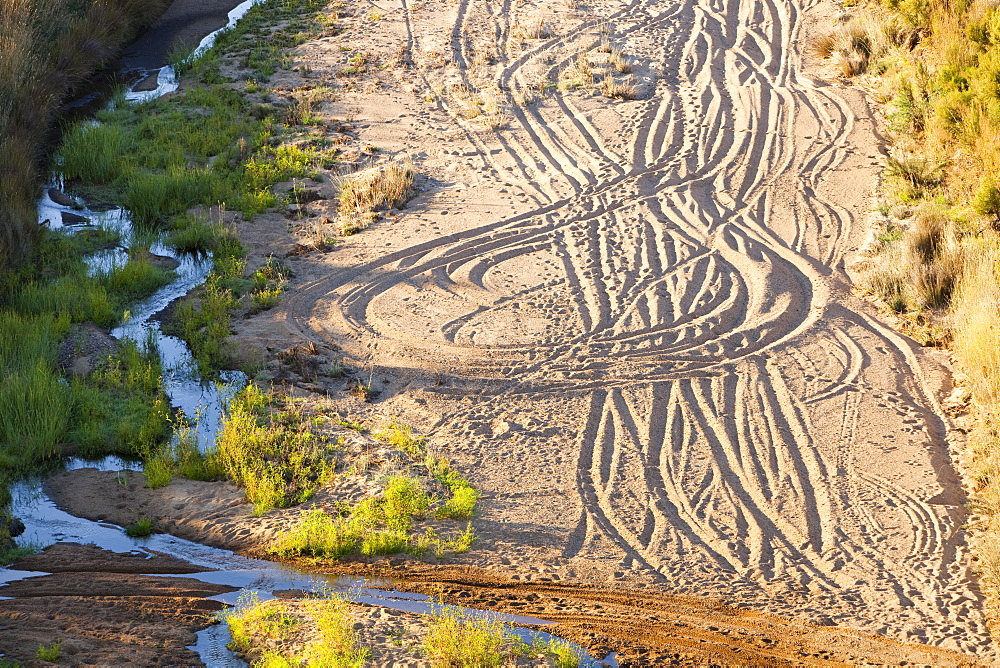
279 0 994 654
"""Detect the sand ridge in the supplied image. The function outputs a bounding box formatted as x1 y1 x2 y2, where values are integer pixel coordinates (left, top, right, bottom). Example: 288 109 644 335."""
228 0 999 655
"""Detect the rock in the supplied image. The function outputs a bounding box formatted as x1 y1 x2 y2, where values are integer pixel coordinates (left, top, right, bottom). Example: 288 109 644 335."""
1 516 25 538
132 70 161 92
48 188 77 207
61 211 90 225
144 252 180 271
57 323 119 377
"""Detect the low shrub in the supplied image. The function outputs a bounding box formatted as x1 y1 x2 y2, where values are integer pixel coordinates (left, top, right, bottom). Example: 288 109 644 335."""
213 385 335 514
338 160 415 228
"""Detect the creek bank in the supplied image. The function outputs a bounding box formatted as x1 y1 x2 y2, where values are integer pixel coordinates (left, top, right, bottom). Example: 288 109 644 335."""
0 544 235 666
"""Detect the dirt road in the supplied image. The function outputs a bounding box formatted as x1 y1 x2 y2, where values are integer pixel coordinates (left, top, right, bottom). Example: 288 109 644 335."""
253 0 994 655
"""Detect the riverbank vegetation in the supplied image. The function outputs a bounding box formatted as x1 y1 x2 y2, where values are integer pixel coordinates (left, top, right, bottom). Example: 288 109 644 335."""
0 0 337 532
223 592 369 667
0 0 171 264
0 228 173 510
818 0 1000 627
221 592 584 667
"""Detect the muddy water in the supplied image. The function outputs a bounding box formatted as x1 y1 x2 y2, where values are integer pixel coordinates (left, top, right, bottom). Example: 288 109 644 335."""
12 6 618 667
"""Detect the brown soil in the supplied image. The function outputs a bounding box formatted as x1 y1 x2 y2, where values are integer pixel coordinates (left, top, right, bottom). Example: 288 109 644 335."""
369 565 985 666
0 544 235 666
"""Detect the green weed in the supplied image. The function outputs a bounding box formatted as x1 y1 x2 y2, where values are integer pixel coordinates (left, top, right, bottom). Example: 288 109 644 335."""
35 640 61 662
0 540 39 567
424 606 507 666
125 516 155 537
212 385 335 514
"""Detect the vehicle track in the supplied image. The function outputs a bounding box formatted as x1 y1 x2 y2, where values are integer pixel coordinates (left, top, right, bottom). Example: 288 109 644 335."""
280 0 993 654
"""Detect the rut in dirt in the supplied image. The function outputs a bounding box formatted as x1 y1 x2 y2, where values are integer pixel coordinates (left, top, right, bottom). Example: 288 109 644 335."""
280 0 990 654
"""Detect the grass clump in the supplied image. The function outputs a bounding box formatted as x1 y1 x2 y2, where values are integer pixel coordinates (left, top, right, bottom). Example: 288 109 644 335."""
226 593 301 653
422 606 586 667
424 607 507 666
813 16 910 77
423 608 583 667
0 540 39 567
600 76 638 100
222 592 369 667
213 384 336 514
337 160 415 235
512 19 553 40
863 205 964 313
124 517 155 538
271 476 430 558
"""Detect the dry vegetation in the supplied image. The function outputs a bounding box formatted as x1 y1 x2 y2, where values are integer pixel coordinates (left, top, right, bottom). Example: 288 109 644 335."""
336 159 415 235
819 0 1000 627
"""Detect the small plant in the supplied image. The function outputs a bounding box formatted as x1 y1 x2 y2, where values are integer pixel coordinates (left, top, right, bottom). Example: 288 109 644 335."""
250 287 283 311
885 154 944 191
223 592 301 653
338 160 415 231
424 606 507 666
125 516 155 537
349 379 376 402
36 639 62 662
512 19 553 40
600 76 638 100
337 418 368 432
607 46 632 73
0 540 39 567
974 179 1000 221
213 384 335 514
481 113 509 131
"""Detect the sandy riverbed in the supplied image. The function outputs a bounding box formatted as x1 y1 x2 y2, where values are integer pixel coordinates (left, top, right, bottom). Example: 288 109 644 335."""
19 0 998 661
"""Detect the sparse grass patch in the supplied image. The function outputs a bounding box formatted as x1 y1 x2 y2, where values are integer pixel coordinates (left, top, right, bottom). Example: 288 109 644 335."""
272 423 479 560
424 606 583 667
424 606 507 666
167 215 224 254
813 16 909 77
0 540 39 567
512 19 553 40
607 47 632 74
600 76 638 100
35 640 61 662
222 592 368 667
224 592 302 654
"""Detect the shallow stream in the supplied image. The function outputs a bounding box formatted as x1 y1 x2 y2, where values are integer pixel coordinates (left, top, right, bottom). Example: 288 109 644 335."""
6 4 617 666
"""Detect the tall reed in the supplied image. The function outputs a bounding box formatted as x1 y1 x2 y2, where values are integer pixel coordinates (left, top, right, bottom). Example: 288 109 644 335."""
0 0 171 264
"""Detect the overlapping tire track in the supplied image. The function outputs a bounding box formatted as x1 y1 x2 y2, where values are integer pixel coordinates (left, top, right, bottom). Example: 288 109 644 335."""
281 0 993 653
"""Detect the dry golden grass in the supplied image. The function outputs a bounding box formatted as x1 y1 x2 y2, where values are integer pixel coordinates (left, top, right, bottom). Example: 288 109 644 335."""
337 160 415 234
608 47 632 74
813 16 909 77
952 237 1000 624
512 19 553 40
600 75 637 100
